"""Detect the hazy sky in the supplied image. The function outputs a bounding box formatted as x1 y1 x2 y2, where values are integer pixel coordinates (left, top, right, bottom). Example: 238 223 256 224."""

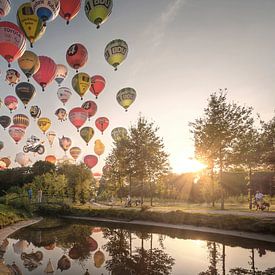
0 0 275 172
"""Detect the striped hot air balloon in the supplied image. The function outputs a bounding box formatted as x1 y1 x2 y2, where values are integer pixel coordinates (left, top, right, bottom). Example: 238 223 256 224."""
13 114 30 129
8 125 25 144
0 0 11 19
15 82 36 108
18 51 40 80
69 146 81 160
69 107 88 131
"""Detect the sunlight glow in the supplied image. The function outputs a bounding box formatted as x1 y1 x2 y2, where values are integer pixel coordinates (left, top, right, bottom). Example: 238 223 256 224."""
171 155 206 174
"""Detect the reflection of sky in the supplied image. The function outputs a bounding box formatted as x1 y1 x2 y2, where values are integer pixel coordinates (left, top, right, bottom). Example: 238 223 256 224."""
1 0 275 172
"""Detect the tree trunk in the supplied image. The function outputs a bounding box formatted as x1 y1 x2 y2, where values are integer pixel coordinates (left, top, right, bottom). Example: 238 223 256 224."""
248 165 252 210
141 178 144 205
222 244 225 275
219 149 224 210
210 164 215 207
129 173 132 197
149 182 153 206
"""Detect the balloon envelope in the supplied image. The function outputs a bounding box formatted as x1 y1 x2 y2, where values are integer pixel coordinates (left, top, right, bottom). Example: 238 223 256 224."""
69 146 81 160
111 127 128 142
0 115 11 129
5 69 20 86
18 50 40 79
116 87 136 111
71 72 91 99
37 117 51 133
30 105 41 119
15 82 36 107
94 139 105 157
0 141 3 151
55 64 68 86
0 0 11 19
81 100 97 119
95 117 109 134
69 107 88 131
8 125 25 144
66 43 88 71
46 131 56 146
60 0 81 24
57 87 72 105
59 136 71 152
90 75 105 98
55 108 67 122
15 152 31 167
13 114 30 129
84 155 98 169
0 157 11 168
80 126 94 145
4 96 18 112
45 155 57 164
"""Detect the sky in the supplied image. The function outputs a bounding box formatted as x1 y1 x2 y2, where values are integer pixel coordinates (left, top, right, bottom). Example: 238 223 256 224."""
0 0 275 173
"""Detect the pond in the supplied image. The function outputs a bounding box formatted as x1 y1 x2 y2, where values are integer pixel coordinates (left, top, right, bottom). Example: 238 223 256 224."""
1 218 275 274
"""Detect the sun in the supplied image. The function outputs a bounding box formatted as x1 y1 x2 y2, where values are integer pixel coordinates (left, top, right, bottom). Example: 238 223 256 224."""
171 155 206 174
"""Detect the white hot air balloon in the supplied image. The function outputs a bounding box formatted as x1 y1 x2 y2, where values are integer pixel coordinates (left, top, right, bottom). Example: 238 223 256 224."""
15 152 31 167
46 131 56 147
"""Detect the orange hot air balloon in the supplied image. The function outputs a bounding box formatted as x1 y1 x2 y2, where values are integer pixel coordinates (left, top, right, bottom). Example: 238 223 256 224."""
69 146 81 160
81 100 97 120
94 249 105 268
95 117 109 134
45 155 57 164
84 155 98 169
59 0 81 25
4 96 18 113
66 43 88 72
8 125 25 144
13 114 30 129
90 75 105 99
33 56 57 91
69 107 88 131
94 139 105 157
0 21 27 67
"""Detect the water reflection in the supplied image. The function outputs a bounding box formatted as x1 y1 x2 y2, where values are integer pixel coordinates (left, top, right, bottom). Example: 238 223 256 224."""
0 218 274 274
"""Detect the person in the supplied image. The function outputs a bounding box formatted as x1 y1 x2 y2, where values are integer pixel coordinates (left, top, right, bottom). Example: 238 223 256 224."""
27 188 33 201
255 190 264 209
126 194 131 207
37 189 42 203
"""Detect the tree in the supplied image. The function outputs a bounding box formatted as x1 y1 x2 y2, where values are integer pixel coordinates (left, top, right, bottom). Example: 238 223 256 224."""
32 160 56 176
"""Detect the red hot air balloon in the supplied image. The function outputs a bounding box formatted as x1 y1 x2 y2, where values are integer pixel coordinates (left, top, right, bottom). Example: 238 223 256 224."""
33 56 57 91
81 100 97 120
69 107 88 131
84 155 98 170
59 0 81 25
95 117 109 134
66 43 88 72
90 75 105 99
4 96 18 113
0 21 27 67
8 125 25 144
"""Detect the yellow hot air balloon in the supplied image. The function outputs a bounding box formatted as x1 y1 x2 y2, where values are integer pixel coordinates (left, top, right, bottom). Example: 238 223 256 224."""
84 0 113 29
72 72 91 100
94 249 105 268
94 139 105 157
37 117 51 134
116 87 136 111
104 39 128 71
69 146 81 160
18 51 40 80
17 2 46 47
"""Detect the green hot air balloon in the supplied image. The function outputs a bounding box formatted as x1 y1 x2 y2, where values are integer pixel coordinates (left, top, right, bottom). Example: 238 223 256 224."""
116 87 136 111
111 127 128 142
15 82 36 108
80 126 94 145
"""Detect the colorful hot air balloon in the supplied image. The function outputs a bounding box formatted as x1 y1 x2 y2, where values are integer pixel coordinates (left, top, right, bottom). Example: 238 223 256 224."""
15 152 31 167
5 69 20 86
30 105 41 119
111 127 128 142
15 82 36 108
0 0 11 19
18 50 40 80
81 100 97 120
84 155 98 169
59 0 81 25
13 114 30 129
94 250 105 268
84 0 112 29
90 75 105 99
116 87 136 111
0 21 27 67
4 96 18 113
55 108 67 121
104 39 128 71
57 255 71 272
95 117 109 134
55 64 68 86
0 141 3 151
69 146 81 160
45 155 56 164
0 157 11 168
94 139 105 157
33 56 57 91
80 126 94 145
59 136 71 152
8 125 25 144
37 117 51 134
66 43 88 72
69 107 88 131
0 115 11 130
17 2 46 47
46 131 56 147
0 98 2 109
57 87 72 105
31 0 60 26
72 72 91 99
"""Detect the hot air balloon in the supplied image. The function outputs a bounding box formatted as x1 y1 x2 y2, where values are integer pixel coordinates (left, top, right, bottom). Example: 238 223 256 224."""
30 105 41 119
90 75 105 99
18 50 40 80
94 250 105 268
57 255 71 272
13 114 30 129
0 98 2 109
17 2 46 47
104 39 128 71
5 69 20 86
86 236 98 252
45 155 56 164
0 21 27 67
111 127 128 142
84 0 112 29
15 82 36 108
69 107 88 131
37 117 51 134
57 87 72 105
15 152 31 167
69 146 81 160
66 43 88 72
46 131 56 147
72 72 91 99
0 115 11 129
4 96 18 113
116 87 136 111
95 117 109 134
55 108 67 122
80 126 94 145
0 157 11 168
94 139 105 157
84 155 98 169
0 160 6 170
59 136 71 153
54 64 68 86
31 0 60 26
81 100 97 120
0 0 11 19
0 141 3 151
8 125 25 144
59 0 81 25
33 56 57 91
